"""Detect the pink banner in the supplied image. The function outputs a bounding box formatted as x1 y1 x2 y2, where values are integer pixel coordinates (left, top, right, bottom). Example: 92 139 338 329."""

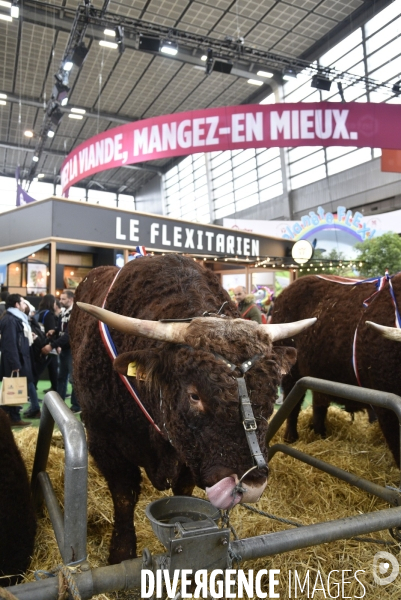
61 102 401 195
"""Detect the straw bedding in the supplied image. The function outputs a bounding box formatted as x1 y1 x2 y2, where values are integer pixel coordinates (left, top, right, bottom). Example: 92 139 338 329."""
9 406 401 599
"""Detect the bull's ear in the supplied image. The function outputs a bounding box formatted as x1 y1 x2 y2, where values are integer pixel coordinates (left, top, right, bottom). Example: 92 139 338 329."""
113 352 138 375
274 346 297 375
113 349 161 378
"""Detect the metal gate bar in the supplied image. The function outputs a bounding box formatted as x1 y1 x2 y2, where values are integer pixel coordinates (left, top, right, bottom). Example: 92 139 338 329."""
231 505 401 561
266 377 401 489
7 506 401 598
31 391 88 565
5 557 143 600
268 443 401 505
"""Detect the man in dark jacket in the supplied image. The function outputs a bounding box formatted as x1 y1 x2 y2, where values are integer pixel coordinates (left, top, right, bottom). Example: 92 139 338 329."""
0 294 41 425
42 290 80 413
233 286 262 324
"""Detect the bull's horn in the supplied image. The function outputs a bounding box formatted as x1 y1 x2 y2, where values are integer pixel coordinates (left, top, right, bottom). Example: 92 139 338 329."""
366 321 401 342
76 302 190 343
261 317 317 342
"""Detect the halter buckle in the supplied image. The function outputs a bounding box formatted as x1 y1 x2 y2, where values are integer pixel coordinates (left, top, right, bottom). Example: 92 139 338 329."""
243 419 257 432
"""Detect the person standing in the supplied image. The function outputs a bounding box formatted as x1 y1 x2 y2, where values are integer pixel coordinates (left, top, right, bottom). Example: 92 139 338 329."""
0 294 41 425
41 290 81 414
35 294 59 392
233 286 262 324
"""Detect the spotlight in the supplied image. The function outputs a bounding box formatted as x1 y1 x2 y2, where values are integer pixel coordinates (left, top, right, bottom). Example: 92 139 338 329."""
115 26 125 55
160 40 178 56
47 130 55 138
32 155 39 162
52 79 70 106
99 40 118 49
283 67 297 80
311 73 332 91
205 48 213 75
138 36 160 53
71 42 89 67
24 130 34 137
49 106 63 127
257 70 273 78
10 1 18 18
63 60 73 71
392 81 401 96
212 60 233 74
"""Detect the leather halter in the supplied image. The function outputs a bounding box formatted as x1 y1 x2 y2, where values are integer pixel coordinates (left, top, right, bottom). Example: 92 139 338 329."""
214 352 267 472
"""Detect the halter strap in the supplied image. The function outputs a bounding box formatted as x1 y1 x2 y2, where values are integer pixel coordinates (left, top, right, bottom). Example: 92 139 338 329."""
214 352 267 470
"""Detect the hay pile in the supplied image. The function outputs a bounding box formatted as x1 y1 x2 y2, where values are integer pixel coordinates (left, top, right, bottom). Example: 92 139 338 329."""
12 407 401 599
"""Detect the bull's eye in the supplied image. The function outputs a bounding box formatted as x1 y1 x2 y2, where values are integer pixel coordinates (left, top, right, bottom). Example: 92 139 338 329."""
186 386 203 410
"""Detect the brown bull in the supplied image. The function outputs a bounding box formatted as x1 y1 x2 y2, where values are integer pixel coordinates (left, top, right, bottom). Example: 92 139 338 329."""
69 254 314 564
272 274 401 466
0 410 36 585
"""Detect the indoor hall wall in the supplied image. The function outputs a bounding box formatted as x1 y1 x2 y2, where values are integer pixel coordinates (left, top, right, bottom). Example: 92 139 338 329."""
135 174 163 215
290 157 401 219
215 157 401 224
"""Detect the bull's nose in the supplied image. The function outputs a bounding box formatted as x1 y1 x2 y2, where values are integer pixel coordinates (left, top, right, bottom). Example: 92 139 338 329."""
240 465 269 485
239 478 267 504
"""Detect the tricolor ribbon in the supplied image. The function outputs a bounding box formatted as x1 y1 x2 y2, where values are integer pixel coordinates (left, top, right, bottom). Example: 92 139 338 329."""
131 246 147 259
98 265 162 434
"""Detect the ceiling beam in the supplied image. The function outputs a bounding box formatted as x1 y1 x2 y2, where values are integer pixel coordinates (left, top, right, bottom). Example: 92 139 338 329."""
0 140 162 173
300 0 394 63
22 0 396 92
21 1 277 83
4 93 135 125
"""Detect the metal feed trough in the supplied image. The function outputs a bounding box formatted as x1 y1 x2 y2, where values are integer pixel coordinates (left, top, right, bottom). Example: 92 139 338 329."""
6 379 401 599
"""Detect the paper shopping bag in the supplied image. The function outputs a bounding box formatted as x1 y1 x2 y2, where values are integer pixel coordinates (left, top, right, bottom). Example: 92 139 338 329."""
0 376 28 405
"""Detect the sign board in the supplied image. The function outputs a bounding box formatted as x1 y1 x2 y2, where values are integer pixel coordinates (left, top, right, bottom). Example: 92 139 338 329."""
292 240 314 264
61 102 401 195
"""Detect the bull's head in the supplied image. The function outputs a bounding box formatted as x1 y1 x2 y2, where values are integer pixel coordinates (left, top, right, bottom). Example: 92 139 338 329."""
78 301 315 509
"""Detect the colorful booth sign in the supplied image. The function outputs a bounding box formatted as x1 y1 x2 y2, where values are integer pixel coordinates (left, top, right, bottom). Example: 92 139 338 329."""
281 206 374 242
61 102 401 195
